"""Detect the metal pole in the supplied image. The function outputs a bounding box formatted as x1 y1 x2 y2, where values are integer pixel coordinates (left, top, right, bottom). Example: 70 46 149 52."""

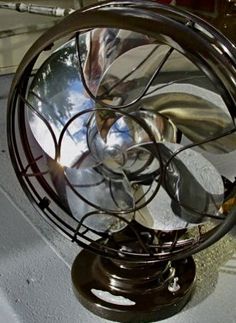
0 2 75 17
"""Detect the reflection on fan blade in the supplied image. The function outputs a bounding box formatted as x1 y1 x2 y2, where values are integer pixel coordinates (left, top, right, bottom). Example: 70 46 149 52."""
142 92 236 153
70 150 100 169
106 111 177 146
27 38 96 166
106 114 158 176
80 29 153 97
27 109 57 160
135 185 191 231
94 44 171 106
86 113 158 181
87 119 111 165
93 110 177 176
159 143 224 223
47 157 70 209
135 143 224 230
64 166 134 232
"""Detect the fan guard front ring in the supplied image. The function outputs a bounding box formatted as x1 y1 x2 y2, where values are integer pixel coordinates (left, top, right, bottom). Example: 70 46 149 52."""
7 1 236 264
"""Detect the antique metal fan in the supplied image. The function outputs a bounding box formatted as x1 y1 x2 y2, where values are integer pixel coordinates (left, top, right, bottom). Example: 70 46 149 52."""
7 1 236 322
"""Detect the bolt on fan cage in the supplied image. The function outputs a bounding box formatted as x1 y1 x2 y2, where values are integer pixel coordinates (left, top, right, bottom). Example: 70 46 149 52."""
7 0 236 266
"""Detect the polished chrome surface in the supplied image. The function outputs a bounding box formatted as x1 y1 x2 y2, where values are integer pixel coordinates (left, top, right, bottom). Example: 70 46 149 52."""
6 1 236 265
25 27 234 232
2 71 236 323
27 39 93 166
65 167 134 232
78 29 155 101
142 87 236 154
135 143 224 231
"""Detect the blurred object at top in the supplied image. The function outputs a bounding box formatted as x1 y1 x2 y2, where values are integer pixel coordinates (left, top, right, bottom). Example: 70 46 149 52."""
0 0 79 75
0 1 74 17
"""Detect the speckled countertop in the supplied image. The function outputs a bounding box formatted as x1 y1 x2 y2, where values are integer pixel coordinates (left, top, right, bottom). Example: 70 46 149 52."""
0 74 235 323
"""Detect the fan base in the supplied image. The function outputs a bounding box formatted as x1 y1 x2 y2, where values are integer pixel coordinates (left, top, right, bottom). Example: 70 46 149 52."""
71 250 196 322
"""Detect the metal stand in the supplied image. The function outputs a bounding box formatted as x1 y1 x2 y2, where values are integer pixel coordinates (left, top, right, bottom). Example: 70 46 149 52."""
72 249 196 322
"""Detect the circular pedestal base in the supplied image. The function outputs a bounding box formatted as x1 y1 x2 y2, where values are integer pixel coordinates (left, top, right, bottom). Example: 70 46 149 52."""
71 250 196 322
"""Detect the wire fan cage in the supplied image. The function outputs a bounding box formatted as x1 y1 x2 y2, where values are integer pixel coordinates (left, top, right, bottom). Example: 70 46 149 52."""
7 1 236 265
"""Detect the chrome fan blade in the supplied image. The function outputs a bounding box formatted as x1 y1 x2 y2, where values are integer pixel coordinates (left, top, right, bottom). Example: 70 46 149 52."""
135 143 224 231
64 166 134 232
93 109 177 179
78 28 155 99
141 89 236 153
160 143 224 221
27 38 96 167
93 43 172 106
135 185 191 231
